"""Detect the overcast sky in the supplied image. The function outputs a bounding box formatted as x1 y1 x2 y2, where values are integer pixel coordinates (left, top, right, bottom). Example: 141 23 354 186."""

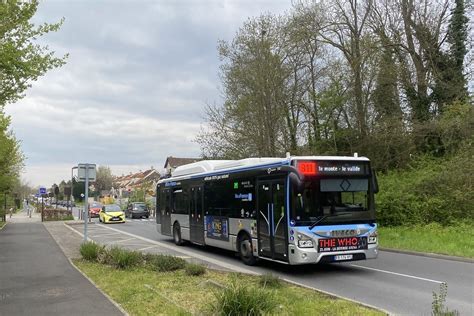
5 0 291 187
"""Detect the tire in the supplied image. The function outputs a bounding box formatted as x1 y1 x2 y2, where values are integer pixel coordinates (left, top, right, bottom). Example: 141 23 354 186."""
173 223 184 246
239 234 257 265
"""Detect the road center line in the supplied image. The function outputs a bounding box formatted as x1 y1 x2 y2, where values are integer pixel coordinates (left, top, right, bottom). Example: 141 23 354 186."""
350 264 444 284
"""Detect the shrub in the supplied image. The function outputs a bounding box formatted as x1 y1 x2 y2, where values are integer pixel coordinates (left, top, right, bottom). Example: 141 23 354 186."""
432 283 459 316
376 143 474 227
259 273 282 288
80 242 103 261
145 254 186 272
185 263 206 276
108 246 142 269
212 279 277 316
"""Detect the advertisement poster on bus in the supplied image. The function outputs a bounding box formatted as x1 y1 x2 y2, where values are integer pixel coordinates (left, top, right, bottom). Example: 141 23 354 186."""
206 216 229 241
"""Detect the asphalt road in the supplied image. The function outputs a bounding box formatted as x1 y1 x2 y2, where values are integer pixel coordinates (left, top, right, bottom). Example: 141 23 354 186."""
84 216 473 315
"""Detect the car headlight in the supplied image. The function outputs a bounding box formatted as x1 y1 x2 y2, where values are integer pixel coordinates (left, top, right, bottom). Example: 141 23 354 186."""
297 233 314 248
368 230 377 244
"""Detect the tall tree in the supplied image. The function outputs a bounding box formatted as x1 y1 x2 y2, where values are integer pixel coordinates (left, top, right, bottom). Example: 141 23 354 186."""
319 0 374 138
0 0 67 106
432 0 469 105
0 112 23 193
95 166 114 193
198 15 290 158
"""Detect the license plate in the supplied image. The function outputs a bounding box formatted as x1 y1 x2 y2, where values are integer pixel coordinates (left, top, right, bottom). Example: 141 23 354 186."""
334 254 353 261
111 218 120 221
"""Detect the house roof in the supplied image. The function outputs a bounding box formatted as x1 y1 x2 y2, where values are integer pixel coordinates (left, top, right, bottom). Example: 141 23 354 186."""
114 169 161 189
164 156 201 169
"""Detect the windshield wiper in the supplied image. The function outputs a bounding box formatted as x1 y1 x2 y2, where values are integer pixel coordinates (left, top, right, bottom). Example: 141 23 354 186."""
308 212 352 230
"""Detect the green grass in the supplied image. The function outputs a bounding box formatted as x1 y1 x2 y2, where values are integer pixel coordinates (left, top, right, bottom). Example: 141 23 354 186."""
378 222 474 258
74 260 383 316
0 222 6 229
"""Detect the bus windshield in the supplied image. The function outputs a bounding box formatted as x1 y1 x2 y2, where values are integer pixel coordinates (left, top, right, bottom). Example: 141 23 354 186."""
291 178 375 226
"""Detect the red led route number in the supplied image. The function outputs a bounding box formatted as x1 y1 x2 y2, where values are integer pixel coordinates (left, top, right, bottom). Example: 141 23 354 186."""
297 161 317 176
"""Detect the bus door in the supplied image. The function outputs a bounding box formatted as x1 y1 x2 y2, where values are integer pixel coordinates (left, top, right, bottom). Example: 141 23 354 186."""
161 189 172 236
189 186 204 244
257 178 288 261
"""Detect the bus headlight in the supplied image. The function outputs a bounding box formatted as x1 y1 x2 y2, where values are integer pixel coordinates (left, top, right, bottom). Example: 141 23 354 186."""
297 234 314 248
368 231 377 244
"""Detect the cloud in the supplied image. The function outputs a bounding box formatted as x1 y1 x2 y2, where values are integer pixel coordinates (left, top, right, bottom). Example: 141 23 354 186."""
6 0 291 186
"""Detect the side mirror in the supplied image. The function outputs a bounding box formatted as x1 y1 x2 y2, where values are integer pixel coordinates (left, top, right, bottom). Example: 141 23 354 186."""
289 172 304 194
371 168 379 194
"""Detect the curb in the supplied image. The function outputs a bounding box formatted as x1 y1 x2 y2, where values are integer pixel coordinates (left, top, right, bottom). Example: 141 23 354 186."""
0 222 6 231
69 258 129 316
380 247 474 264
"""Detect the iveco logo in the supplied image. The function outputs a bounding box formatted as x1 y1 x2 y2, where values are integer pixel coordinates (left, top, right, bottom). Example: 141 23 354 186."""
331 229 357 237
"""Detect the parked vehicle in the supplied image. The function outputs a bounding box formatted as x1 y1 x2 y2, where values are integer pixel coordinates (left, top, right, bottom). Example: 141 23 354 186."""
89 202 103 218
125 202 149 219
99 204 125 224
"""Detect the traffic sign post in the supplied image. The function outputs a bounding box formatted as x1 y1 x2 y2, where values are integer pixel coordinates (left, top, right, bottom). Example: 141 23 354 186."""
76 163 96 242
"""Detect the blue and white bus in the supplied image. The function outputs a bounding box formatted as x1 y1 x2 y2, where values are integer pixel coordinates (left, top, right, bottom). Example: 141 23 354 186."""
156 155 378 265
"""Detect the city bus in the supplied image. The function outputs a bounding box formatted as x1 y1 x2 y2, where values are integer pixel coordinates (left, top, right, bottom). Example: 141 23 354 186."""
156 155 378 265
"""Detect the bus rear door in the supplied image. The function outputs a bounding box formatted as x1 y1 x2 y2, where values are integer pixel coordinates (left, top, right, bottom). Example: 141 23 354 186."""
190 186 204 244
161 188 172 236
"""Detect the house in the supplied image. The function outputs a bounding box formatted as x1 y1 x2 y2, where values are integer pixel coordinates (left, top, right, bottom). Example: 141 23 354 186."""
163 156 201 177
114 168 161 197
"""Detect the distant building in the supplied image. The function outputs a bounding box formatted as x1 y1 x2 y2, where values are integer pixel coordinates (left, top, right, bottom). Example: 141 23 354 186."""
114 168 161 197
163 156 201 177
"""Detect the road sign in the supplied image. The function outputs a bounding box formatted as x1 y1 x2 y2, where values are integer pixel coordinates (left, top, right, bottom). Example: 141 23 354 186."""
78 164 96 182
39 187 47 195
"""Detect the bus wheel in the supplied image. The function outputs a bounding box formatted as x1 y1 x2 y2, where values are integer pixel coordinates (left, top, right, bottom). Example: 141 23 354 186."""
239 234 256 265
173 223 184 246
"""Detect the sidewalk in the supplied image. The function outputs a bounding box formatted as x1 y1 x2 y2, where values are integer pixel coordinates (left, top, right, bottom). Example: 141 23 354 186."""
0 211 124 316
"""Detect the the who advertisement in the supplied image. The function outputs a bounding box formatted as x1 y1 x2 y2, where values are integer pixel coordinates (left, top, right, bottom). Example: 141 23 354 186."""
206 216 229 241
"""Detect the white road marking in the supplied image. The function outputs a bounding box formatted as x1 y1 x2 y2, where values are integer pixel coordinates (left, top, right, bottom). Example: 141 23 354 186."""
350 264 444 284
113 238 136 243
137 245 157 251
90 232 122 238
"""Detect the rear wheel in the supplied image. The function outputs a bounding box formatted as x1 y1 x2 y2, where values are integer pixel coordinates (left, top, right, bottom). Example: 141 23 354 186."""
239 234 257 265
173 223 184 246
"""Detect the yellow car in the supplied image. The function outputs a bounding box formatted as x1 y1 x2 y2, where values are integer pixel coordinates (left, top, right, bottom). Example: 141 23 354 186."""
99 204 125 224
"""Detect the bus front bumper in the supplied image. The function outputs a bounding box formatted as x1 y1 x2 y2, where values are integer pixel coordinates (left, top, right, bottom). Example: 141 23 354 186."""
288 243 378 265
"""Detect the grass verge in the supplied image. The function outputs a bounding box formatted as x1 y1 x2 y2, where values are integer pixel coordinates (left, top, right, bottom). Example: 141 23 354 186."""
74 259 383 316
378 222 474 258
0 222 6 229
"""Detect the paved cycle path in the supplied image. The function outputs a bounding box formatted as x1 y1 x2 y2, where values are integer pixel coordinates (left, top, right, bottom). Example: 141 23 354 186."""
0 219 123 316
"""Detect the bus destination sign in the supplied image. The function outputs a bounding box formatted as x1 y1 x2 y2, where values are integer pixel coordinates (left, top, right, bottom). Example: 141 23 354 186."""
316 161 369 176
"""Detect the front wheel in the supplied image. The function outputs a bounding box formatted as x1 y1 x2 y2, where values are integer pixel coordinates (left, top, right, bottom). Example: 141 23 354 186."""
239 234 257 265
173 223 184 246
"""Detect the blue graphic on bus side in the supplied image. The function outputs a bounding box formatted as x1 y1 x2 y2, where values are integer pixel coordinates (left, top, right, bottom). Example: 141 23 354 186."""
206 216 229 241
